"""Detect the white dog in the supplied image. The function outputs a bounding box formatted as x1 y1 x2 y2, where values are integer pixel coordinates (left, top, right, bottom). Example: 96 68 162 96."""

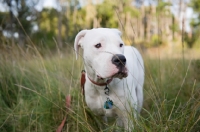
74 28 144 130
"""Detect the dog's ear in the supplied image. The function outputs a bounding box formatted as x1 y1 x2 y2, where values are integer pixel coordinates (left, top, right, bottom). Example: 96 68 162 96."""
111 29 122 37
74 30 88 60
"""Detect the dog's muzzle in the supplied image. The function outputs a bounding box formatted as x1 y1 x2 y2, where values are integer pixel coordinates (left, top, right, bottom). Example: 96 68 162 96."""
112 54 128 79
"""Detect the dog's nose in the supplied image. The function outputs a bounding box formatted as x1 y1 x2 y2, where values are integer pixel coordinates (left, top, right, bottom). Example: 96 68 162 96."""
112 54 126 67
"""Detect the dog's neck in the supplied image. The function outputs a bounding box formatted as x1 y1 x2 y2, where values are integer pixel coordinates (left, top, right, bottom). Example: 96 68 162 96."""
85 67 111 85
86 72 108 85
87 75 113 86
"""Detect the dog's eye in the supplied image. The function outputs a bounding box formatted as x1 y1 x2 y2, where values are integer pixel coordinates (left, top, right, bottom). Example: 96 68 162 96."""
119 43 123 47
95 43 101 48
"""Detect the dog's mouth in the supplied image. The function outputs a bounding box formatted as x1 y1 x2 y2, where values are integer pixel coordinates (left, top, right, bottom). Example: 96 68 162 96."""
112 67 128 79
97 67 128 80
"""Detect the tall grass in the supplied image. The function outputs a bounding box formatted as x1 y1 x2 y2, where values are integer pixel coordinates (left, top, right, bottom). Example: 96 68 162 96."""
0 44 200 132
139 58 200 131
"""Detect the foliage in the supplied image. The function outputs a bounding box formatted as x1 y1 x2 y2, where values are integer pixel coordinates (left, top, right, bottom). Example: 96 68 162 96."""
142 34 162 48
0 0 36 46
187 0 200 48
150 34 162 47
191 0 200 13
156 1 171 14
184 30 200 48
192 59 200 80
169 16 179 33
31 8 60 49
96 0 118 28
0 0 184 49
124 6 139 17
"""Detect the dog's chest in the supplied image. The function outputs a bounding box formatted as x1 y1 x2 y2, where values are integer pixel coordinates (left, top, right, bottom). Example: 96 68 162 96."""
85 85 126 117
86 94 118 117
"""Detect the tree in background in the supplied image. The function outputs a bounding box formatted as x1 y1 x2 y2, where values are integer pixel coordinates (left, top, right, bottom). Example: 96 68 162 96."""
184 0 200 48
155 0 172 45
0 11 9 43
0 0 38 46
96 0 118 28
0 0 199 49
32 8 60 49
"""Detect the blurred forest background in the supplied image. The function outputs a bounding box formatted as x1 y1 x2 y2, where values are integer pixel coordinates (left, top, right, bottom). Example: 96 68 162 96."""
0 0 200 53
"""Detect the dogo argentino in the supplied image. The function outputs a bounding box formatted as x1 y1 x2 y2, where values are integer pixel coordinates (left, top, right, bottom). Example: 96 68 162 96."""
74 28 144 130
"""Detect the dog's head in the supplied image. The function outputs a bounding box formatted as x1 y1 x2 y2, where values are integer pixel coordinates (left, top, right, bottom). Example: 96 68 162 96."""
74 28 128 79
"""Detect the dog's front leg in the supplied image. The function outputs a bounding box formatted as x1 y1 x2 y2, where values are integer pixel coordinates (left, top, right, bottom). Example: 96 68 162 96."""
116 113 134 131
102 115 108 123
116 117 124 127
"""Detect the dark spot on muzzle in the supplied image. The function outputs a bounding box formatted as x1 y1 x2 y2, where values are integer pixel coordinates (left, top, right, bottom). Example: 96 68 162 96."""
111 54 126 68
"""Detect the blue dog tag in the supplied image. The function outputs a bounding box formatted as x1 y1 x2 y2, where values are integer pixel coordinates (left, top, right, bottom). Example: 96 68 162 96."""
104 99 113 109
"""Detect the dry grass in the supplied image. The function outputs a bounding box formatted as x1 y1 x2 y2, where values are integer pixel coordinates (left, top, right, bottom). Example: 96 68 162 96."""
0 44 200 132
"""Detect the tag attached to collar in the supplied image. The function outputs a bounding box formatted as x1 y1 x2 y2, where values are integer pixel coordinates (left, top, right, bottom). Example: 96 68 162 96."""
104 98 113 109
104 85 109 95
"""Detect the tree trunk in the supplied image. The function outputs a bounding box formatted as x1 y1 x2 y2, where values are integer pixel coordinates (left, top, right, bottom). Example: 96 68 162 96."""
7 0 15 46
57 0 63 48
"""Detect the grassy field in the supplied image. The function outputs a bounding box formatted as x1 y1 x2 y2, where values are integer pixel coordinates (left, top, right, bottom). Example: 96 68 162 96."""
0 45 200 132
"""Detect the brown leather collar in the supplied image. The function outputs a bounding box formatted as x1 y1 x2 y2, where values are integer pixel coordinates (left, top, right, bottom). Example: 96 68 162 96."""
81 70 113 89
87 76 113 86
